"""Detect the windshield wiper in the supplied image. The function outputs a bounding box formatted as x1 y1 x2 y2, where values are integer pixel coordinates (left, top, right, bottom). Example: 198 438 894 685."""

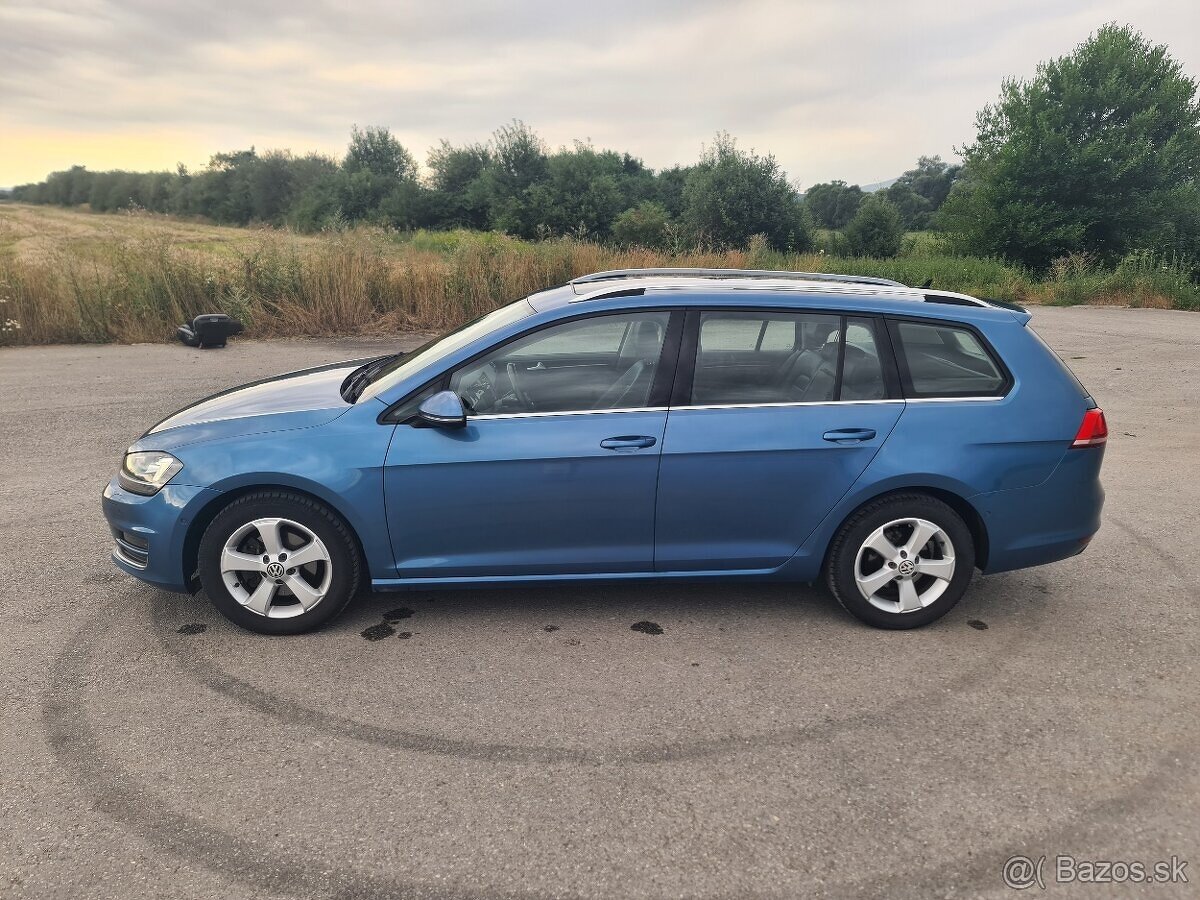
341 354 400 402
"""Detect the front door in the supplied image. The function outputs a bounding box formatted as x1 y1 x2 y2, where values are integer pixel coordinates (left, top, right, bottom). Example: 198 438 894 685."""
384 309 679 578
654 310 904 571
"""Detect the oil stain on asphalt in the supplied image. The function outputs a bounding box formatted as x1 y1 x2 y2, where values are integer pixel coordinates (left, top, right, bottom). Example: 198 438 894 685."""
176 623 207 635
361 623 395 641
967 619 989 630
631 621 664 635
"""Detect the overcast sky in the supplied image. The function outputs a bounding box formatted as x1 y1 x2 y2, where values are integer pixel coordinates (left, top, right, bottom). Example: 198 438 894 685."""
2 0 1198 189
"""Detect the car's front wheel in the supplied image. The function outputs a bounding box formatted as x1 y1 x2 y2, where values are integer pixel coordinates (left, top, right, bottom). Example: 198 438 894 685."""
198 490 362 634
825 493 975 629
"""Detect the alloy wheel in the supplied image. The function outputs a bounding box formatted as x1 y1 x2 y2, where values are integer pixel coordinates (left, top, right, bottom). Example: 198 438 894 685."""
853 517 956 614
219 517 333 618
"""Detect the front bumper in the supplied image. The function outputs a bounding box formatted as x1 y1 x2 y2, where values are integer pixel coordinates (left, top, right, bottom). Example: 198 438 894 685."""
102 477 220 592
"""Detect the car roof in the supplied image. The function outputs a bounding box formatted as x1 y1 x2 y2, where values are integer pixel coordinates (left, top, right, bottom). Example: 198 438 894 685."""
525 269 1030 324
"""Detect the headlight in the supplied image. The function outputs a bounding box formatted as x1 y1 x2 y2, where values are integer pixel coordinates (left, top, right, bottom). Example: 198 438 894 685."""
119 451 183 496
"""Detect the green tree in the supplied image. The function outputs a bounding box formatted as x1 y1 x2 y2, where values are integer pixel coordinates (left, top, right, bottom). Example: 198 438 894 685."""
881 156 961 230
285 154 341 231
681 133 811 250
653 165 692 219
343 125 417 181
804 180 863 229
247 150 296 223
426 140 492 229
941 24 1200 268
612 200 671 248
480 120 549 237
843 195 905 257
522 143 636 239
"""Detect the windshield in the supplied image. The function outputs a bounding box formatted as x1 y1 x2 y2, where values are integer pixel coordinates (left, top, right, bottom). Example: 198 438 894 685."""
356 299 534 402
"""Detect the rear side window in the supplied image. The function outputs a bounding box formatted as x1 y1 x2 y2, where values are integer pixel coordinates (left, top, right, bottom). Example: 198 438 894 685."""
892 320 1008 397
688 311 889 405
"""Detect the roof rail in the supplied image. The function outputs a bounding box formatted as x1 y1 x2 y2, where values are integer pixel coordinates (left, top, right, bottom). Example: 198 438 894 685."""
569 268 907 292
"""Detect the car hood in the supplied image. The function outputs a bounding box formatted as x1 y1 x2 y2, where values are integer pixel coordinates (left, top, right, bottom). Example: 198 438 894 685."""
138 358 380 449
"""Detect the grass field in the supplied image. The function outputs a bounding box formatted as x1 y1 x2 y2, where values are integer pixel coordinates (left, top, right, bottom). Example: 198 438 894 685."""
1 203 1196 346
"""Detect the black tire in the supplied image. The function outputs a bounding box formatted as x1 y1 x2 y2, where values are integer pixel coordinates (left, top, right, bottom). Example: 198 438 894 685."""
198 490 363 635
824 493 975 630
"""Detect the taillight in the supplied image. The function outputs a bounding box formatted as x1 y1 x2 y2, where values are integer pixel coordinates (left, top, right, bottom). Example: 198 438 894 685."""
1071 408 1108 448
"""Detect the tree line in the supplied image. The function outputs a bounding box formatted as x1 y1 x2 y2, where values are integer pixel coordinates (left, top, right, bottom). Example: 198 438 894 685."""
9 24 1200 272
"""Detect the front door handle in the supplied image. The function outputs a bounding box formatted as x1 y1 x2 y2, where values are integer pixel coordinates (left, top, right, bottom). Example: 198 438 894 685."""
600 435 658 451
822 428 877 444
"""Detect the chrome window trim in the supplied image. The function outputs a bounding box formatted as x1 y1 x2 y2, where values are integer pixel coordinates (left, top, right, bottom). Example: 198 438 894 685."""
470 406 669 421
677 399 904 412
466 395 1005 420
903 396 1005 404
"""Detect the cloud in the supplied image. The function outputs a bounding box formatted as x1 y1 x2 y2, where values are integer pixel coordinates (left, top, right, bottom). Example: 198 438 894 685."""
2 0 1198 187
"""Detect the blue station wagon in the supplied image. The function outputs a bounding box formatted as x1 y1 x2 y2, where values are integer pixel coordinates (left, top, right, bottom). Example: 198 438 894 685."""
102 269 1107 633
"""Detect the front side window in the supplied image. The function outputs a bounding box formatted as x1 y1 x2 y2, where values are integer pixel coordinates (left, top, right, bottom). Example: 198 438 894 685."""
893 320 1007 397
357 299 533 402
449 311 670 415
689 311 887 405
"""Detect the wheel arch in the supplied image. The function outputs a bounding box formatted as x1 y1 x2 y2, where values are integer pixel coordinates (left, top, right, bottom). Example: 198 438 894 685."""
181 482 370 593
820 485 990 574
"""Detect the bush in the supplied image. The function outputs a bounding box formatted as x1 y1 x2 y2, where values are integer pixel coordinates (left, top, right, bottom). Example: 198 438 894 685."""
612 201 670 248
804 181 863 229
842 197 904 257
681 133 812 251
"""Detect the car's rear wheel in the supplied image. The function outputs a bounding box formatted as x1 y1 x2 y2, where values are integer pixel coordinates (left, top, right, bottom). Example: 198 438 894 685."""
198 490 362 634
825 493 975 629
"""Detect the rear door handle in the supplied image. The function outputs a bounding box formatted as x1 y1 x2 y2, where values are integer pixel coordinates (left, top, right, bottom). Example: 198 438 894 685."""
600 435 658 451
822 428 877 444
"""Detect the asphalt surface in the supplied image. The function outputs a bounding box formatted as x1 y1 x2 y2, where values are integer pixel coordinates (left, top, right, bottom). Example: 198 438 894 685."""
2 306 1198 899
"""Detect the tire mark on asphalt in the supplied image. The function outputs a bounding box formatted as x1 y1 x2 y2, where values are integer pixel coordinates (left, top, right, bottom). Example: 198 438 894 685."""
832 510 1200 897
147 588 1037 765
843 746 1198 899
41 613 554 900
43 553 1176 899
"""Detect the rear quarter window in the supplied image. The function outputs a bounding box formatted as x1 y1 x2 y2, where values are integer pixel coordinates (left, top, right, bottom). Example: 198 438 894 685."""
891 320 1009 398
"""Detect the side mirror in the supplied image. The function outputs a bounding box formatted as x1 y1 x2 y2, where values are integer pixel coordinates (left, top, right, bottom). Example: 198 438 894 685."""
416 390 467 428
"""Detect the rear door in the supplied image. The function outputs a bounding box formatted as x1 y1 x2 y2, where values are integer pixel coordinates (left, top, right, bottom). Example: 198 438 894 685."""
654 309 904 571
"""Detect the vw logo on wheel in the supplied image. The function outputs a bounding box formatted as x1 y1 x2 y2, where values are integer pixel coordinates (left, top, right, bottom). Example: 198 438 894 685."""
897 559 917 577
265 562 286 579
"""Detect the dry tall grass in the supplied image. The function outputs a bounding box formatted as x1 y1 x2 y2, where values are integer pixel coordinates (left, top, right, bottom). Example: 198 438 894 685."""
0 205 1195 347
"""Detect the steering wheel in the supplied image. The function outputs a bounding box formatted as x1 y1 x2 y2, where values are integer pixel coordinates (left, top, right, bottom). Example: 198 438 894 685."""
506 362 535 411
460 362 499 414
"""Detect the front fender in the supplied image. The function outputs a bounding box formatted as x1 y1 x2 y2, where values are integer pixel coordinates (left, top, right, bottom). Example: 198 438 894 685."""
170 407 397 580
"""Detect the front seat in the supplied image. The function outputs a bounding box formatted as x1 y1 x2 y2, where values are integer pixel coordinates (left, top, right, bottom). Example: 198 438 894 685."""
593 321 662 409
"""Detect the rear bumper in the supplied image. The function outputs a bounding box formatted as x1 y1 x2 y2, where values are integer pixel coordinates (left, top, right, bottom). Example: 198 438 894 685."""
101 477 219 592
973 448 1105 574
